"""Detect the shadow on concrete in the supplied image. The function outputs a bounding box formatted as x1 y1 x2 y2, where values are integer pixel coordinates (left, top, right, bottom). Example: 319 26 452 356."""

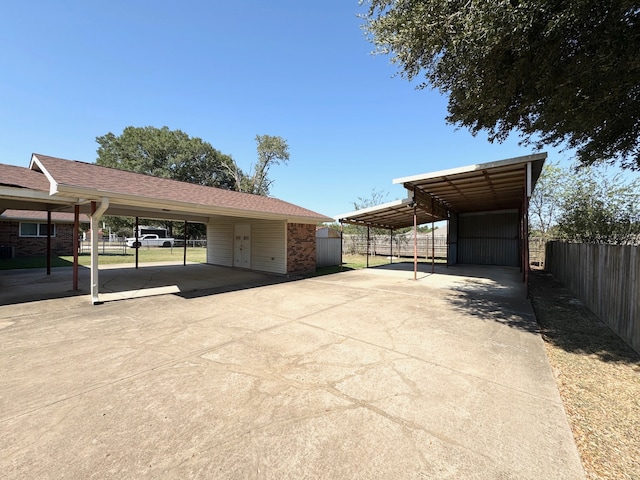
529 270 640 366
351 261 540 334
446 282 540 334
0 263 295 306
173 276 294 300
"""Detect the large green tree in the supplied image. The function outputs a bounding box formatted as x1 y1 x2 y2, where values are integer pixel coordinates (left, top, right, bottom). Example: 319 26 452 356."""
96 126 237 237
530 163 640 244
528 163 564 238
227 135 290 196
557 166 640 244
96 126 236 189
361 1 640 170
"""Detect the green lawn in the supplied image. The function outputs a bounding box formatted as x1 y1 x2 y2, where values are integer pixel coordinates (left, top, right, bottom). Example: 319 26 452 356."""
1 250 442 272
0 247 207 270
310 254 445 277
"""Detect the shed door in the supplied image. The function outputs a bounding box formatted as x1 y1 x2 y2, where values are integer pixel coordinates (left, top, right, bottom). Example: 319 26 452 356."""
234 224 251 268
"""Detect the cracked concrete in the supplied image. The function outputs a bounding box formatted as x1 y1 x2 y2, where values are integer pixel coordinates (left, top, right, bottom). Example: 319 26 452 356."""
0 263 585 479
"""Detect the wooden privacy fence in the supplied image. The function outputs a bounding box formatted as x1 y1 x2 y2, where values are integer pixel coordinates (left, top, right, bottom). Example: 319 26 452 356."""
546 241 640 353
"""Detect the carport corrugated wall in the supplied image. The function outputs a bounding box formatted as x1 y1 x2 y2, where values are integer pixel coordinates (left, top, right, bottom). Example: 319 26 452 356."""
457 210 519 266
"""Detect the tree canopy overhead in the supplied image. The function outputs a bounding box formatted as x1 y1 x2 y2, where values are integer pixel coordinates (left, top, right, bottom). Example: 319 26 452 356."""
361 0 640 170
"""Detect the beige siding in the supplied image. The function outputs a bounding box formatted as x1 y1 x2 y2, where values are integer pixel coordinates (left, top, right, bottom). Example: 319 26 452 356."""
251 220 287 274
206 220 234 267
206 218 286 274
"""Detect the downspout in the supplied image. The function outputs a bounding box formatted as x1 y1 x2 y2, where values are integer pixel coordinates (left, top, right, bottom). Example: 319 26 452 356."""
90 197 109 305
183 220 188 266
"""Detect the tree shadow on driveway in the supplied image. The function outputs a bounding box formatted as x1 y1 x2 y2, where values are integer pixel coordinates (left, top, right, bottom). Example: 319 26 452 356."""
445 277 541 335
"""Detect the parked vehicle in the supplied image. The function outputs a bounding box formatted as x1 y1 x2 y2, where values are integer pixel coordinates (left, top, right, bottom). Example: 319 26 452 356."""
126 234 175 248
136 226 169 238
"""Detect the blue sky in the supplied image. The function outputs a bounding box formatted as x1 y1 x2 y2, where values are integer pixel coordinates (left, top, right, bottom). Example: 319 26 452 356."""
1 0 575 218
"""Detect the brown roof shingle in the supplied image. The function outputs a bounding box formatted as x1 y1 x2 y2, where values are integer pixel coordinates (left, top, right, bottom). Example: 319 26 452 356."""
0 163 50 191
32 154 331 221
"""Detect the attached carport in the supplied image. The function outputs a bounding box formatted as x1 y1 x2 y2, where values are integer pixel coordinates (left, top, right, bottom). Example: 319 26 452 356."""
0 154 331 304
336 153 546 281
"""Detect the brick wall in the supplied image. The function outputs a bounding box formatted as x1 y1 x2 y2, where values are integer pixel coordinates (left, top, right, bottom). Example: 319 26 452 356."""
286 223 316 275
0 220 76 257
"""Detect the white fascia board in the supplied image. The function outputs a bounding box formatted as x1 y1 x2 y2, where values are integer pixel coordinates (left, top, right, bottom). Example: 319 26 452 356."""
334 198 410 221
0 186 77 205
30 154 60 195
392 152 548 185
54 184 330 224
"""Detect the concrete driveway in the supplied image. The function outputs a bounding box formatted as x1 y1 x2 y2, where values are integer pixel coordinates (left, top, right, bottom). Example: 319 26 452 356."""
0 263 585 479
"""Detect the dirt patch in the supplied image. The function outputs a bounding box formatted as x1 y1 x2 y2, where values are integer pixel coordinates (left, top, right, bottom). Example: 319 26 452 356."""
529 270 640 480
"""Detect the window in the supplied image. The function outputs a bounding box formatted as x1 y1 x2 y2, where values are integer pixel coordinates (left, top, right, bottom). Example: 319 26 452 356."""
19 222 56 237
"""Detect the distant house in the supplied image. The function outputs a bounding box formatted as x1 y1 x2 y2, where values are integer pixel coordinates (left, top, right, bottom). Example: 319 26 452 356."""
0 210 89 258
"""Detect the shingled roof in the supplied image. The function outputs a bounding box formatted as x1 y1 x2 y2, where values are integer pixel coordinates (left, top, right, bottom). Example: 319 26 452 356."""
0 209 90 223
14 154 331 224
0 163 50 191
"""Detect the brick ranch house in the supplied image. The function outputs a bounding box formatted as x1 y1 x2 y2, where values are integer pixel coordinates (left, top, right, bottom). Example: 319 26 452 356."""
0 209 89 258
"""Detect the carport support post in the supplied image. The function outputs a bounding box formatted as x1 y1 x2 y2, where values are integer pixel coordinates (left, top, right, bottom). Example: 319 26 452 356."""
413 203 418 281
135 217 139 269
90 198 109 304
366 225 370 268
73 205 79 290
183 220 187 266
390 228 393 264
46 210 51 275
431 197 435 274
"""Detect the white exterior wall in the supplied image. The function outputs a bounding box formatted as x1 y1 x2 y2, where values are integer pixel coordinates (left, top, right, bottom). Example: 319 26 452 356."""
206 220 234 267
251 220 287 274
206 217 287 274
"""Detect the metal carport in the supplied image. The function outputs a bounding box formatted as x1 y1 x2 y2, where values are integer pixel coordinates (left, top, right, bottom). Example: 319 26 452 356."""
336 153 546 281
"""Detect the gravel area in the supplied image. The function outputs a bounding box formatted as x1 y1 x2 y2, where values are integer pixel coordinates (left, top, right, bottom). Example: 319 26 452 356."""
529 270 640 480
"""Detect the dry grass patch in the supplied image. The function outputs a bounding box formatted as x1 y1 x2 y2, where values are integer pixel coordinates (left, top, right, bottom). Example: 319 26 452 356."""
529 270 640 480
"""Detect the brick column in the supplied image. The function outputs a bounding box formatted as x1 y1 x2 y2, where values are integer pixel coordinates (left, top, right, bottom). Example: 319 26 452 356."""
287 223 316 275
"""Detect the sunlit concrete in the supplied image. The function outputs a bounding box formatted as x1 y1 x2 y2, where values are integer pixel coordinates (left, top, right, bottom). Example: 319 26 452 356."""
0 263 585 479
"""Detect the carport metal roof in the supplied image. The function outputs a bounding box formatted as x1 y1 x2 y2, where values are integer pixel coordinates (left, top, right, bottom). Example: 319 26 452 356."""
336 153 546 229
335 198 442 230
